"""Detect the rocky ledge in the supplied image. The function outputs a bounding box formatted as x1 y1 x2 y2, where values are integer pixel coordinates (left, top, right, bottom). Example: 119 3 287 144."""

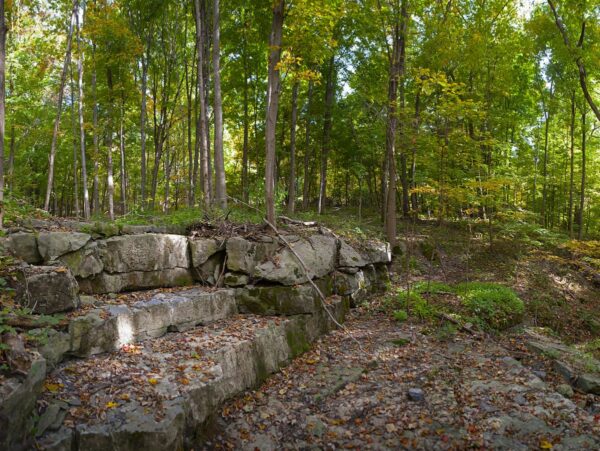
2 229 391 311
0 227 391 450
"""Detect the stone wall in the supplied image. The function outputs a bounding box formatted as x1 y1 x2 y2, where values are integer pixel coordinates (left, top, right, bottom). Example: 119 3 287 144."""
3 230 391 314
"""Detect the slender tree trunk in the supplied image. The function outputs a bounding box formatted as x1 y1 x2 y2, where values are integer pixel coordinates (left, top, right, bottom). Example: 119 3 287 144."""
140 44 149 209
201 0 212 200
568 92 575 237
398 1 409 218
0 0 6 228
70 67 80 217
410 88 420 212
194 0 211 208
302 80 313 209
241 17 250 203
106 67 115 220
91 42 100 215
287 82 299 214
76 5 89 219
265 0 284 225
119 96 127 214
578 105 586 239
44 1 77 211
318 56 335 215
8 124 14 192
184 19 194 207
212 0 227 209
547 0 600 122
541 112 550 226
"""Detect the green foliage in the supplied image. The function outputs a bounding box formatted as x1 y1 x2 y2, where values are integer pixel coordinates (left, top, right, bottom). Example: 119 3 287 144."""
456 282 524 330
392 310 408 322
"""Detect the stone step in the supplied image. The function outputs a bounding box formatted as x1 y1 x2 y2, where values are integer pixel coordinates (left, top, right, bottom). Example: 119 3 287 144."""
37 298 348 450
39 288 238 367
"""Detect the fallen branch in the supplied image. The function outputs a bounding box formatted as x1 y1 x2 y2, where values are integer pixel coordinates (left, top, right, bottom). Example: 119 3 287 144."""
278 215 318 227
437 312 481 337
2 315 69 330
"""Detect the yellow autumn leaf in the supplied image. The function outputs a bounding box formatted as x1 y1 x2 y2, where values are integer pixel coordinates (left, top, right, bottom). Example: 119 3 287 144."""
539 439 553 449
105 401 118 409
44 382 62 393
148 378 159 385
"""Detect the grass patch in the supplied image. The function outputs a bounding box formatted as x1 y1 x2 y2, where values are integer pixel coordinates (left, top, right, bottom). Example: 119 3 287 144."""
455 282 524 330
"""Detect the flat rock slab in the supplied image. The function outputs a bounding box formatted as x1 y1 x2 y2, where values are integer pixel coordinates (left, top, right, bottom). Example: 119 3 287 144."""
38 300 348 451
204 313 600 450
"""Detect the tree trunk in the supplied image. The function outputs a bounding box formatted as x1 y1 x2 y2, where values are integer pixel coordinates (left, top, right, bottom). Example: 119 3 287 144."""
547 0 600 122
91 42 100 215
76 5 89 219
0 0 6 228
302 80 313 209
44 1 77 212
194 0 211 208
70 66 80 217
106 67 115 220
212 0 227 209
184 18 194 207
568 92 575 237
119 96 127 215
318 56 335 215
541 112 550 226
287 81 299 214
265 0 284 225
241 14 250 203
578 105 586 239
140 42 149 209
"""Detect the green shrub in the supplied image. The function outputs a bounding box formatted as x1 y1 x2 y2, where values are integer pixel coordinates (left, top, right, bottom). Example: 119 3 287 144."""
456 282 524 330
393 310 408 322
412 281 454 295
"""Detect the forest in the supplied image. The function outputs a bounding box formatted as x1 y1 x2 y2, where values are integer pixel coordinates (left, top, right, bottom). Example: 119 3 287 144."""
0 0 597 244
2 1 600 449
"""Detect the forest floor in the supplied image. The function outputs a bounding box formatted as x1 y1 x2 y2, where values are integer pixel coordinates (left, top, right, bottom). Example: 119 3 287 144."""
203 310 600 450
200 215 600 450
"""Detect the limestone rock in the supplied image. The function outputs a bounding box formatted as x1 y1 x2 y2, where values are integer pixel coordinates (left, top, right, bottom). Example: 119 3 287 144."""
576 374 600 395
59 241 104 279
338 239 367 268
237 277 333 316
253 235 337 285
189 238 224 267
15 266 80 314
6 232 41 263
38 232 91 261
362 240 392 264
226 236 279 275
78 268 193 294
100 234 189 273
0 354 46 450
224 272 249 287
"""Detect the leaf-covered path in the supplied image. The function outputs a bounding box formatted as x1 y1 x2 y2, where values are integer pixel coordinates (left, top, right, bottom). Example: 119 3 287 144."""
203 311 600 450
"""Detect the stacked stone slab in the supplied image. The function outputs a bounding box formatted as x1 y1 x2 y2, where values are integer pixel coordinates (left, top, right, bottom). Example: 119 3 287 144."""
3 230 391 308
0 229 391 450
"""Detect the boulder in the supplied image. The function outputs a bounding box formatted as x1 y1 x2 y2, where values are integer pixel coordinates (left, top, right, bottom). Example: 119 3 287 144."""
338 239 367 268
6 232 41 263
362 240 392 264
59 241 104 278
576 374 600 395
237 277 333 316
100 234 189 273
253 234 337 285
78 268 193 294
37 232 91 261
15 266 80 314
226 236 279 275
189 238 224 267
223 272 249 287
0 354 46 450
